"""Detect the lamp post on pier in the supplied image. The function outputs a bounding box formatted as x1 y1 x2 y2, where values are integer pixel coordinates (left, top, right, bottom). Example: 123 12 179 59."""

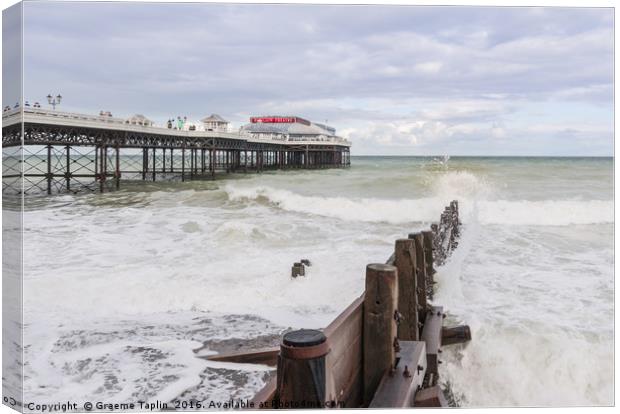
47 93 62 110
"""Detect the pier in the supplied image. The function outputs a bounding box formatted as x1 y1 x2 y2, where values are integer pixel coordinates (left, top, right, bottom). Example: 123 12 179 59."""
205 201 470 408
1 108 351 196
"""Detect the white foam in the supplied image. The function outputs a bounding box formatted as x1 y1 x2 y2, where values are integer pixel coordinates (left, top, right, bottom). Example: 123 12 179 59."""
475 199 614 226
432 216 613 406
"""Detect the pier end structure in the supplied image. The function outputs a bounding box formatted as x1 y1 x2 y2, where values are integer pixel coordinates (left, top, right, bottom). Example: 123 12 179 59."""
1 108 351 196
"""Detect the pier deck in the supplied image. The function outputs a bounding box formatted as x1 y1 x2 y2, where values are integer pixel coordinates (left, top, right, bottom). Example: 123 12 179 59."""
2 108 351 195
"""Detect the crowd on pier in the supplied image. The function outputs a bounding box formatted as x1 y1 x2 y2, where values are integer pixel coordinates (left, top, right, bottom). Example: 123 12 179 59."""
4 101 42 111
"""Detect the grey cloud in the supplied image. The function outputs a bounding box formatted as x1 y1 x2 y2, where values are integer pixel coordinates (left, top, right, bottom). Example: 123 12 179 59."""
3 3 22 106
16 2 614 155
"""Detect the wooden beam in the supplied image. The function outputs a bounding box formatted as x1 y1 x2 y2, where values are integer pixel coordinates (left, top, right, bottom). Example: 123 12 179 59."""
202 347 278 366
369 341 426 408
324 294 364 408
421 306 443 386
410 233 428 317
414 385 448 407
422 230 435 299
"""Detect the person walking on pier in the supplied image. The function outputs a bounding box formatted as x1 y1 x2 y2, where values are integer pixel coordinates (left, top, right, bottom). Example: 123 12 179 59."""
177 116 187 130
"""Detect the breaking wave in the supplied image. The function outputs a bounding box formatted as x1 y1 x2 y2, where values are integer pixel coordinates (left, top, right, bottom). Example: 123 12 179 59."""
224 185 612 226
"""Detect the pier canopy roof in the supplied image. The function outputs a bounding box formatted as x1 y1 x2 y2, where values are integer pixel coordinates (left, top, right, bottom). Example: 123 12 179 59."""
201 114 228 124
126 114 154 126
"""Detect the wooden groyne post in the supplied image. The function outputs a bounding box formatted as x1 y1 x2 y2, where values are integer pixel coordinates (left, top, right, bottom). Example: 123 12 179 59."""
362 264 398 406
276 330 330 408
393 239 419 341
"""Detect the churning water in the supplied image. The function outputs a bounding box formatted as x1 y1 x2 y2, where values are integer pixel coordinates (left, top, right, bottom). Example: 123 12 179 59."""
12 156 614 407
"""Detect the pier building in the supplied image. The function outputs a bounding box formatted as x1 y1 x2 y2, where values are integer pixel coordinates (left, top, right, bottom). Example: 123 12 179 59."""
241 116 338 142
201 114 229 132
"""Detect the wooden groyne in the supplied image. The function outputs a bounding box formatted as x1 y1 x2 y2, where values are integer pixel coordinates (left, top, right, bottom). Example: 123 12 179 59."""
208 201 470 408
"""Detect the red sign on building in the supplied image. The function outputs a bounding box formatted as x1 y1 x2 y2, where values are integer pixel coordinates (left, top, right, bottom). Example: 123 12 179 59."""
250 116 311 125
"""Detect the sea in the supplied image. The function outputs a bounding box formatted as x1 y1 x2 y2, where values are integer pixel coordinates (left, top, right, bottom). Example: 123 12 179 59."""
6 156 615 408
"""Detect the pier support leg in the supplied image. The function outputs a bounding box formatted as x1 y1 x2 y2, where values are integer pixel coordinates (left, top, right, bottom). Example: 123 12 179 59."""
142 148 147 181
210 148 215 178
65 145 71 192
46 144 52 195
99 145 107 193
115 145 120 189
95 145 99 187
152 147 156 182
162 148 166 174
181 147 185 182
201 148 206 174
190 148 195 180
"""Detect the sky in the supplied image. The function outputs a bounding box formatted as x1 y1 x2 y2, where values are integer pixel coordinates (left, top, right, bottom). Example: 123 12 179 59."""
5 1 615 155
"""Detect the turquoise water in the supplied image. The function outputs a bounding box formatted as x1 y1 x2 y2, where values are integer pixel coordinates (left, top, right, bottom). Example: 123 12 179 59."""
13 156 614 407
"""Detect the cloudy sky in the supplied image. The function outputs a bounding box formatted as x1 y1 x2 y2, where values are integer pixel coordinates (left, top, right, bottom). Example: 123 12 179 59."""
8 1 615 155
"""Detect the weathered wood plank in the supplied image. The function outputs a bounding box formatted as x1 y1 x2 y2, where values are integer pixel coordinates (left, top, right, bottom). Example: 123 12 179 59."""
394 238 419 341
329 334 363 407
369 341 427 408
324 294 363 337
324 295 364 407
363 264 398 407
414 385 448 407
421 306 443 385
422 230 435 299
409 233 428 312
203 347 278 366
